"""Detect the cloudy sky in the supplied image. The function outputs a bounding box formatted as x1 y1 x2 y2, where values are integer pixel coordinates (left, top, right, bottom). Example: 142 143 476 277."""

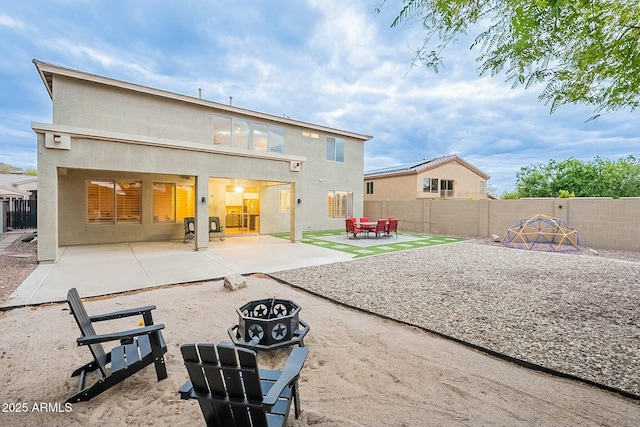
1 0 637 193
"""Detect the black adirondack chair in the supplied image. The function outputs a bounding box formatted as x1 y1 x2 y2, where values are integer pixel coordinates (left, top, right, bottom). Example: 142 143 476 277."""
65 288 168 403
179 342 308 427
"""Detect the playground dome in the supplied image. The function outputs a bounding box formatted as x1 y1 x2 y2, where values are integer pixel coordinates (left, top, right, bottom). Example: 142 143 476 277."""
502 214 580 252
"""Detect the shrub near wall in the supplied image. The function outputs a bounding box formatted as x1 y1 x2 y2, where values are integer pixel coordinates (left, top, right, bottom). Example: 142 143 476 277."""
364 198 640 251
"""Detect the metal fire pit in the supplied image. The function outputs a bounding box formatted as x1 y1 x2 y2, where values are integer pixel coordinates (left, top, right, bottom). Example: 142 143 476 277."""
228 298 309 351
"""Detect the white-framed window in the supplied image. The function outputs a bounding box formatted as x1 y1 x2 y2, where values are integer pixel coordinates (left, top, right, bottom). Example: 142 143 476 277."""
213 114 285 153
326 137 345 162
176 185 195 221
328 190 352 218
302 131 319 139
423 177 438 193
279 189 291 212
232 119 250 150
440 180 454 198
213 115 231 146
479 180 486 194
253 122 269 151
87 179 141 223
153 183 195 223
153 182 175 223
269 126 284 153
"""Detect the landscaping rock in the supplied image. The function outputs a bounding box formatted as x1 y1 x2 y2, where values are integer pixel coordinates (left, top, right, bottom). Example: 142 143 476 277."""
224 274 247 291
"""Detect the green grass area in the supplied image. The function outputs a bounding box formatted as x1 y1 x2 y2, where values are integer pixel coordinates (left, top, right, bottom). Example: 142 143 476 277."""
272 230 466 258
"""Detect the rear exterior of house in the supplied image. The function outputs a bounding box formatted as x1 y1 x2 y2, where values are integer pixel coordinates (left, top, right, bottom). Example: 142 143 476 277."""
364 155 490 201
32 60 371 262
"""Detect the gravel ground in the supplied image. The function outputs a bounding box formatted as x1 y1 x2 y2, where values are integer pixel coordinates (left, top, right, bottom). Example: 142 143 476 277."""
272 240 640 397
0 232 37 303
2 232 639 397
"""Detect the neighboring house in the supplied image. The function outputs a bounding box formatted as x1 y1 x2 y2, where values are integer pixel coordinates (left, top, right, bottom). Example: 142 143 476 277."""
364 155 490 201
32 60 372 262
0 174 37 200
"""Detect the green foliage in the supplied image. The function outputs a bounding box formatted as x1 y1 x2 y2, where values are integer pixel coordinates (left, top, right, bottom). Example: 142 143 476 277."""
557 189 575 198
25 169 37 176
515 155 640 198
0 164 11 174
381 0 640 116
500 190 520 199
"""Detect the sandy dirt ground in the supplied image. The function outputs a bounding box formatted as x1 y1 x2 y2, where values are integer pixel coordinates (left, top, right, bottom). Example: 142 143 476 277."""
0 276 639 427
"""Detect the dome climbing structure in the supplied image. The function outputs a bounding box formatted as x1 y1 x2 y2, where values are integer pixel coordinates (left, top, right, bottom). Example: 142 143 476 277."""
502 214 580 252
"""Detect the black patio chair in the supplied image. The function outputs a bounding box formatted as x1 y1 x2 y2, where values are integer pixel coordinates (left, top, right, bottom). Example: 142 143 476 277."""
184 217 196 242
179 342 308 427
209 216 225 241
65 288 168 403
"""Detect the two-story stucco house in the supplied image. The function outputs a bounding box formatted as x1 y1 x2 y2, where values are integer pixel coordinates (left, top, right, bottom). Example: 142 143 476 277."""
32 60 371 262
364 155 490 201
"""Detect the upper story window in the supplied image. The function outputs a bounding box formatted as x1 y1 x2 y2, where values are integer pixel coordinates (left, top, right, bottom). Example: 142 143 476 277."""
212 115 231 146
366 181 374 194
302 131 319 139
232 119 250 150
326 137 344 162
479 180 486 194
269 126 284 153
213 114 284 153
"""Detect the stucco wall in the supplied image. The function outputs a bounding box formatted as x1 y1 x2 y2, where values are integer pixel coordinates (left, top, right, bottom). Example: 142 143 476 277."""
365 198 640 251
54 77 214 144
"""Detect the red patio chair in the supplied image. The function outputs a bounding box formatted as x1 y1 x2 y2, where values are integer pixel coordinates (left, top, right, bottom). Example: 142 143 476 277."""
345 218 362 239
372 219 387 239
359 216 374 236
345 217 356 236
386 218 398 238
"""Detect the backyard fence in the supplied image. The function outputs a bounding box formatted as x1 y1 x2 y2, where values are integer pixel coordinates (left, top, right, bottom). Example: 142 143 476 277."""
4 198 37 230
365 197 640 251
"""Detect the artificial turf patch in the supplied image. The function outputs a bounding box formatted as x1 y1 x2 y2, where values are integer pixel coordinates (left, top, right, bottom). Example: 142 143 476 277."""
272 230 466 258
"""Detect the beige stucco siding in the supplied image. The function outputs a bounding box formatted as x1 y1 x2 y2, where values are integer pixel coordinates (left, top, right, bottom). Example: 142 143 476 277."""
365 160 488 201
417 162 486 199
54 76 214 144
364 174 417 201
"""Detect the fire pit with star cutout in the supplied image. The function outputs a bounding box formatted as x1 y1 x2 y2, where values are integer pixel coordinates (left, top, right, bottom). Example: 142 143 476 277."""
227 297 310 351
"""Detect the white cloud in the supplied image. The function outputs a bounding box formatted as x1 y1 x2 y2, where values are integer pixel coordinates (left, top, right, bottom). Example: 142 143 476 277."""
0 14 26 29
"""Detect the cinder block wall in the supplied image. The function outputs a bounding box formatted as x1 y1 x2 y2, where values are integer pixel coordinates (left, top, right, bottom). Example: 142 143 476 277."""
365 198 640 251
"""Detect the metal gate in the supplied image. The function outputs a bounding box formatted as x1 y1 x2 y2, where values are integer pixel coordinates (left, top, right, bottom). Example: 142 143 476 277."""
6 199 37 229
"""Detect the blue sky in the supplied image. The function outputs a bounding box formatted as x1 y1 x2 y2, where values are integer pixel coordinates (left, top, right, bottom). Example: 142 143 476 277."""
0 0 637 194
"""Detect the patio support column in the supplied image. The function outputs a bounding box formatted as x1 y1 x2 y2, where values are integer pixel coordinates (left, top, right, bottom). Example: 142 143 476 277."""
36 141 59 262
290 182 302 242
195 174 209 251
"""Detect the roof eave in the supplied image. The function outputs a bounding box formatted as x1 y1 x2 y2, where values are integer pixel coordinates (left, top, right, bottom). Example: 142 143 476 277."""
32 59 373 142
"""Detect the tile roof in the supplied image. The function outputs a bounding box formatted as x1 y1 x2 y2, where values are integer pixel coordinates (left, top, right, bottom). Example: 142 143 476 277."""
365 154 491 179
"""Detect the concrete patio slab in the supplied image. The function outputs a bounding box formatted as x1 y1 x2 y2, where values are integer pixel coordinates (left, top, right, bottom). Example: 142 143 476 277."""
2 235 354 308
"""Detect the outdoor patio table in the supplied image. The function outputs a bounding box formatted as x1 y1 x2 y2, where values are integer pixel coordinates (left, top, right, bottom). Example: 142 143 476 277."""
359 221 387 238
358 221 376 237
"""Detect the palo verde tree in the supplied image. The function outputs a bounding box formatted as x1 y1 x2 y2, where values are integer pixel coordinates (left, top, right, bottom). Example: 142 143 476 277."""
515 156 640 198
380 0 640 118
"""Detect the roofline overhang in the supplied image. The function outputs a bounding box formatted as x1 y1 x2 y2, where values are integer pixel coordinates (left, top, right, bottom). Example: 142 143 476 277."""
365 155 490 180
0 184 32 197
33 59 373 143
